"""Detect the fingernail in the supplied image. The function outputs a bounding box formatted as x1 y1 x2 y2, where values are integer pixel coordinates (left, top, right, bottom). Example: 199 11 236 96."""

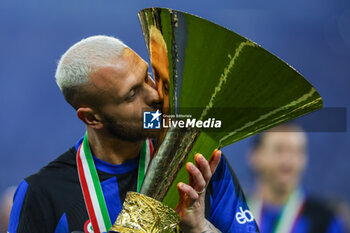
198 154 205 161
189 163 194 170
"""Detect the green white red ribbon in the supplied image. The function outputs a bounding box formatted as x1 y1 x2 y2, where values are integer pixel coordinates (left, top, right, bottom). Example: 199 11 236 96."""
77 132 153 233
250 188 305 233
137 139 153 192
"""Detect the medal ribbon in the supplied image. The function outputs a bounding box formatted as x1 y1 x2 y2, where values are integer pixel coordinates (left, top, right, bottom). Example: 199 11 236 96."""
77 132 153 233
250 189 305 233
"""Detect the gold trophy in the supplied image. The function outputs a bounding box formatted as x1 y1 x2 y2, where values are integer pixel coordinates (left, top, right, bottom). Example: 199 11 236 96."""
110 8 323 233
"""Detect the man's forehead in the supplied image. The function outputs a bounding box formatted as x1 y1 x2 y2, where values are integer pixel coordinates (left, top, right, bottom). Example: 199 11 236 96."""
263 131 307 147
110 47 148 75
123 47 147 64
89 48 148 89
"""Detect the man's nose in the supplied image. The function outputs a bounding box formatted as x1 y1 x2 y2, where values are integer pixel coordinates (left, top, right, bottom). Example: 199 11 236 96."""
144 78 162 108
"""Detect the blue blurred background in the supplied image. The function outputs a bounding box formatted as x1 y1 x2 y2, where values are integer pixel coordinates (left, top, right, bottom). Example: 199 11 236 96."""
0 0 349 206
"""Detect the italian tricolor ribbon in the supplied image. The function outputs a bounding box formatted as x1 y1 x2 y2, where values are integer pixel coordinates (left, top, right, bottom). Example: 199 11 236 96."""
76 132 153 233
250 188 306 233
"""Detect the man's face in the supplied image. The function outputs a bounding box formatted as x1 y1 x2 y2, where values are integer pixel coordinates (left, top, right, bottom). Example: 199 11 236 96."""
252 131 307 193
150 33 170 114
88 47 161 141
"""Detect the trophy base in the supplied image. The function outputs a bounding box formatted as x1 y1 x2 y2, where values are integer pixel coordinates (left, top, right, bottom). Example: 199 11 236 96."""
109 192 180 233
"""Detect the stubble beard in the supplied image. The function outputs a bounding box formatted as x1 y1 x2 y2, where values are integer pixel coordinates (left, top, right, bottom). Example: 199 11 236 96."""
103 113 160 142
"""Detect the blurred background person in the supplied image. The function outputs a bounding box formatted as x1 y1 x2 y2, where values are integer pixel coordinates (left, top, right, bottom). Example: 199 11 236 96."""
330 198 350 233
247 123 347 233
0 186 16 232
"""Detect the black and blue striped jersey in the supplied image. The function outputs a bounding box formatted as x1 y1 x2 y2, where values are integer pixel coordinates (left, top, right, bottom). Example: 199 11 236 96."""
8 138 259 233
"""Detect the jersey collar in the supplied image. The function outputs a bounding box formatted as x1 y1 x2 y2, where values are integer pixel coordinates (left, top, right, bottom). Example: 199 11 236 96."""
75 136 139 174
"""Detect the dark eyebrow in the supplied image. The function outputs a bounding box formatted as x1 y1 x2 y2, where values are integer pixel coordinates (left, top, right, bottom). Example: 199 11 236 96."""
152 65 160 81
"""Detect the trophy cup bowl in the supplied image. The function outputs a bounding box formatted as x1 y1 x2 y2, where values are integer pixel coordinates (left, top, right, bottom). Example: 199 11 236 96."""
110 7 323 233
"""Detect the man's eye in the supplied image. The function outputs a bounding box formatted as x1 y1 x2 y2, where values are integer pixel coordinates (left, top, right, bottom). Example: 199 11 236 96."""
163 82 170 93
126 89 137 101
152 68 160 81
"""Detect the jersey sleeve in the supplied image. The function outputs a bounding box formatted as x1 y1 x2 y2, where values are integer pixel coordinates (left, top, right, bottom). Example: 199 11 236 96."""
8 180 58 233
326 217 347 233
208 154 259 233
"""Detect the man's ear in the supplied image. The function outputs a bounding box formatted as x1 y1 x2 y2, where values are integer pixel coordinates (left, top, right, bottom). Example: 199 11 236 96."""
76 106 103 129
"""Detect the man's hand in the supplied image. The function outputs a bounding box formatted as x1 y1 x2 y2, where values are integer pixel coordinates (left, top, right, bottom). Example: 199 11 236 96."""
175 149 222 233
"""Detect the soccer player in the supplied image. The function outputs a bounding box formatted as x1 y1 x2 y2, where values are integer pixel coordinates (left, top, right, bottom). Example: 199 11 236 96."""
8 35 258 233
248 124 346 233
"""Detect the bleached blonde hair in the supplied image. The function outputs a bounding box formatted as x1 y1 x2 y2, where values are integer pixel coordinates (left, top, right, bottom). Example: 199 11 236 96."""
54 35 127 108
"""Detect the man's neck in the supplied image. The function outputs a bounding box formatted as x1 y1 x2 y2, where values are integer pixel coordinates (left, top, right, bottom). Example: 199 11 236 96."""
258 183 294 206
86 128 143 165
